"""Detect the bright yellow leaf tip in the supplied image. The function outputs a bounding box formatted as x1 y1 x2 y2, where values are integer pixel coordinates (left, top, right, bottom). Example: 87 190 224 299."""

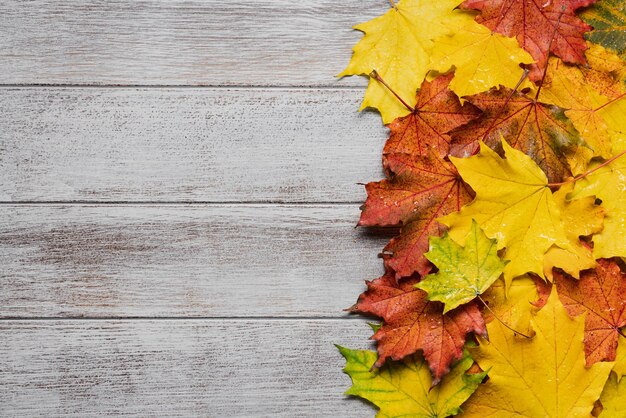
429 18 534 99
460 289 614 417
337 0 466 124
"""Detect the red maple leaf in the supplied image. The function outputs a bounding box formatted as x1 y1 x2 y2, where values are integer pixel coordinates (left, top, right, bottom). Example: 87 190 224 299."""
352 270 487 384
449 86 582 183
462 0 596 81
382 73 480 159
553 259 626 366
359 152 474 278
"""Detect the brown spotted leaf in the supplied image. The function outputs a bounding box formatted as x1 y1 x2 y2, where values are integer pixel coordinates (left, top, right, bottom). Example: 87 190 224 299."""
359 152 474 278
462 0 596 80
382 73 480 160
554 259 626 366
352 270 486 384
450 86 583 182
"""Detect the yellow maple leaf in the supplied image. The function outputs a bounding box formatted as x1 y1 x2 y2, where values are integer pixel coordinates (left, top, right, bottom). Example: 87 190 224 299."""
429 18 534 99
337 0 465 124
441 140 571 284
598 373 626 417
460 290 614 417
570 157 626 259
543 182 604 280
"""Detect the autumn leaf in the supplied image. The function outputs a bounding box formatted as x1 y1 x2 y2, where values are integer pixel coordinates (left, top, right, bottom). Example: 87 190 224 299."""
338 0 467 124
441 140 571 283
459 289 614 417
429 18 534 98
553 259 626 366
382 73 480 159
462 0 596 81
582 0 626 60
338 346 485 418
359 152 474 278
351 270 486 384
481 275 548 336
543 182 604 280
596 373 626 417
449 86 583 183
417 220 507 313
571 157 626 259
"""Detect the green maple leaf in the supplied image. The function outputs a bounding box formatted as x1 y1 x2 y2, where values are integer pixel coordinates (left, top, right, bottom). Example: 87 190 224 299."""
337 346 485 418
416 220 507 313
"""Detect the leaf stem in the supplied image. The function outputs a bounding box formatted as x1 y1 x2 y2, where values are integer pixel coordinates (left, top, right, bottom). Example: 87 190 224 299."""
547 148 626 187
388 0 397 9
477 295 532 339
369 70 415 113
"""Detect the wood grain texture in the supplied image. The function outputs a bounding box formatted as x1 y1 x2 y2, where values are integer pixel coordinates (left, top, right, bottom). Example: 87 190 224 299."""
0 204 392 318
0 0 388 86
0 319 375 417
0 87 386 203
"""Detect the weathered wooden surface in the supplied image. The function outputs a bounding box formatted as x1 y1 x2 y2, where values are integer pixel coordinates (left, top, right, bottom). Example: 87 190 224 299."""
0 88 386 203
0 204 390 318
0 0 388 86
0 0 388 415
0 319 374 417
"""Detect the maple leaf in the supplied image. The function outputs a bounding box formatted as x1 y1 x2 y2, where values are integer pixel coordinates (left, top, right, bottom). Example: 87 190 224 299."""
543 182 604 280
571 157 626 259
441 141 572 283
359 152 474 278
429 17 534 99
553 259 626 366
481 275 549 336
462 0 596 81
450 86 583 183
352 270 486 384
459 289 614 417
338 0 467 124
382 73 481 159
597 372 626 417
417 220 507 313
582 0 626 60
338 346 485 418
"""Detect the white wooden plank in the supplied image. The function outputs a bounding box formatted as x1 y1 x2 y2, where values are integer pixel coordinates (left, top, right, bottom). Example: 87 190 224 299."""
0 0 388 86
0 204 391 318
0 87 385 202
0 319 374 417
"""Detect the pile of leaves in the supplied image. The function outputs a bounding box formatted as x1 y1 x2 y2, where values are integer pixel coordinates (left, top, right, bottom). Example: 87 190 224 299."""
337 0 626 416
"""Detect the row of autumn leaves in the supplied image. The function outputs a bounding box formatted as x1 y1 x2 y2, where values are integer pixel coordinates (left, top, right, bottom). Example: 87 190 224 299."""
336 0 626 417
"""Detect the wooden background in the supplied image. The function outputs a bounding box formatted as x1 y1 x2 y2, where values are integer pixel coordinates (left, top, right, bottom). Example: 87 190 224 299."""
0 1 394 415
